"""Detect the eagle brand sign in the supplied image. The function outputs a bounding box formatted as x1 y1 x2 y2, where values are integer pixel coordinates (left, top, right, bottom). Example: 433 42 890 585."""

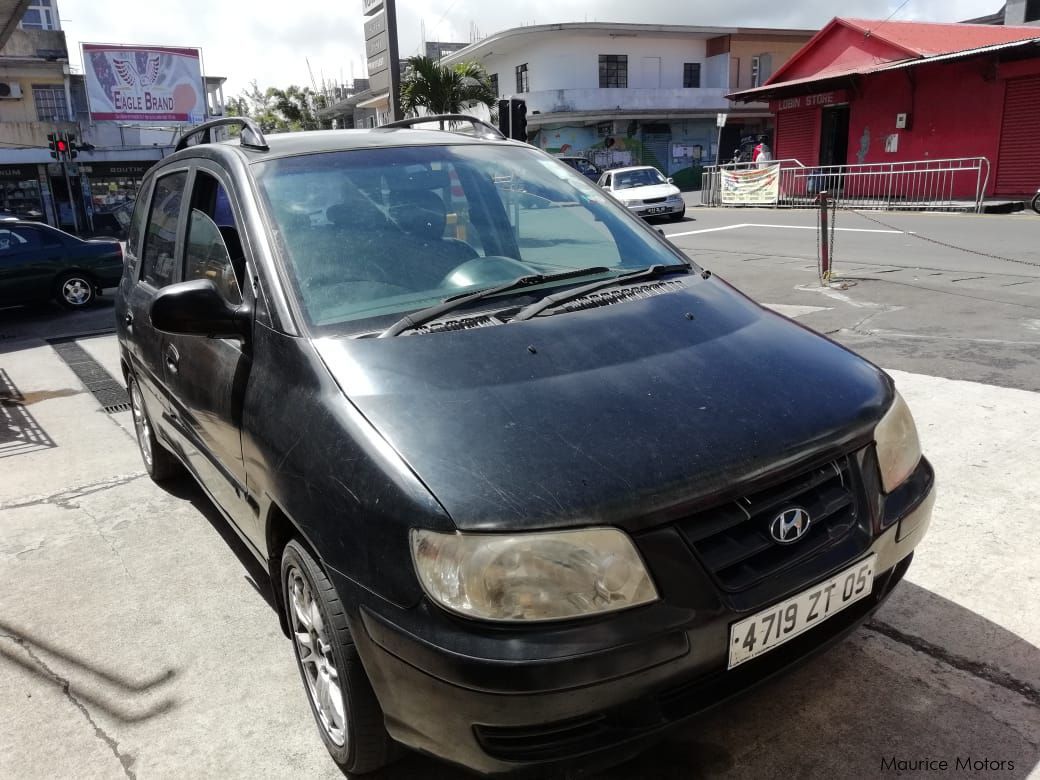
82 43 205 123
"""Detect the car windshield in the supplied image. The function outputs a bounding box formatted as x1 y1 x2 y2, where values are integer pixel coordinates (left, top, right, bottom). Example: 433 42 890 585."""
613 168 667 190
253 144 690 332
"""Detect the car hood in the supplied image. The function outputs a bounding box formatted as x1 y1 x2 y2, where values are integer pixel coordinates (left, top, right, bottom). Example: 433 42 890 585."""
313 278 891 532
615 183 680 201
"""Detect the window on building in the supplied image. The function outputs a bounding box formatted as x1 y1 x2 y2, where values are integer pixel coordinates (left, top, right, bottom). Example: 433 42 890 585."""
596 121 613 138
32 85 69 122
1026 0 1040 21
599 55 628 88
751 54 773 87
515 63 529 93
19 0 59 30
489 73 499 97
683 63 701 89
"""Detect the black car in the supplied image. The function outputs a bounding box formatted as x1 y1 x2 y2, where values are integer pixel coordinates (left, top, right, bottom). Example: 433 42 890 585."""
557 155 603 181
0 219 123 309
116 117 934 776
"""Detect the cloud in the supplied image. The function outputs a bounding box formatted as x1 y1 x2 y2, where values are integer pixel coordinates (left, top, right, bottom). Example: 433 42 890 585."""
59 0 1000 95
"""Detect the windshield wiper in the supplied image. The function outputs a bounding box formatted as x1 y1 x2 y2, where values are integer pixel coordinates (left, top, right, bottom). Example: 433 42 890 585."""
379 266 610 337
510 263 691 323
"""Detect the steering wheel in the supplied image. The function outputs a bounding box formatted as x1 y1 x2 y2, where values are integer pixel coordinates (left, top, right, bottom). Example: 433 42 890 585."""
439 255 541 290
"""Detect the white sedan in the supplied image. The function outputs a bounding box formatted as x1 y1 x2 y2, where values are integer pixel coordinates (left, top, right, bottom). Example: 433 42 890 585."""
597 166 686 221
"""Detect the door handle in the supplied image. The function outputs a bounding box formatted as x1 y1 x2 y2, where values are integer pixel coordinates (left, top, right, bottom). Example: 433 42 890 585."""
165 344 180 373
124 312 133 328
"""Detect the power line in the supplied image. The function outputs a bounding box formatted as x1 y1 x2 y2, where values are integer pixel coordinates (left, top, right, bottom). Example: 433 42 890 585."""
864 0 914 38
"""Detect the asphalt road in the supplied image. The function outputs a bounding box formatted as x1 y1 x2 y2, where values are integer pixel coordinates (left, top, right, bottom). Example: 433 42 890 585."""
1 210 1039 778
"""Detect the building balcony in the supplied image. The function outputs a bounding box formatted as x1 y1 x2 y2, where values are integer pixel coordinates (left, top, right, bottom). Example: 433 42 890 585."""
519 87 730 117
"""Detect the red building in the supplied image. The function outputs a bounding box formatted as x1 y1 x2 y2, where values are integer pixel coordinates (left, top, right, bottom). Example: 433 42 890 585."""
730 18 1040 197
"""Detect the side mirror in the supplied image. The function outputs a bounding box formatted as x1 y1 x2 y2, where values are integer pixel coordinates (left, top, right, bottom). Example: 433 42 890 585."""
667 177 675 184
151 279 251 339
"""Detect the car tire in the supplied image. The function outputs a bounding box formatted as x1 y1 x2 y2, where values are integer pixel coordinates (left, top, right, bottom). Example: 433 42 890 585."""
668 208 686 222
128 376 181 482
282 539 396 775
55 271 97 309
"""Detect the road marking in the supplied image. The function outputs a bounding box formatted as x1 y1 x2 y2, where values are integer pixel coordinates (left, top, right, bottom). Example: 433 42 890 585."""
666 223 909 239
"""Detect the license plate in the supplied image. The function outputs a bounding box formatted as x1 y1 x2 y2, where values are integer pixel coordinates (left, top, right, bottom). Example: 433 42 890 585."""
645 206 668 214
727 555 876 669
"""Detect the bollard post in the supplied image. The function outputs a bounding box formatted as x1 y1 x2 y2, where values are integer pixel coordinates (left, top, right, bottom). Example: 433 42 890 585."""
818 190 831 284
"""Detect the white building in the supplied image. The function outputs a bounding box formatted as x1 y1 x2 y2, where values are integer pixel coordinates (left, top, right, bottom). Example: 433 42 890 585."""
440 22 813 188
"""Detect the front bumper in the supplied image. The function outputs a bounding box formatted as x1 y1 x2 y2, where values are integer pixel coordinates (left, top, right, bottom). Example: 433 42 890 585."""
626 200 685 218
339 458 935 774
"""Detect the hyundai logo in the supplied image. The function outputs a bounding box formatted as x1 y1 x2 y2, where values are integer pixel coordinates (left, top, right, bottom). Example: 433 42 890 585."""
770 507 812 544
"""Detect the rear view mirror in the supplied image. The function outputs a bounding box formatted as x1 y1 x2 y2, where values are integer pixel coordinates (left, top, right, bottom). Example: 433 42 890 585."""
151 279 251 339
667 177 675 184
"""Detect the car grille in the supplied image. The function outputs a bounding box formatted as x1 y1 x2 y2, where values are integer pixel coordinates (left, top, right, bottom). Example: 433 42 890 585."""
677 455 862 592
643 196 668 204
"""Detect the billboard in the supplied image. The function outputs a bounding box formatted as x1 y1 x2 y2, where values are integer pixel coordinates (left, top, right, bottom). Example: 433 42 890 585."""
82 43 205 123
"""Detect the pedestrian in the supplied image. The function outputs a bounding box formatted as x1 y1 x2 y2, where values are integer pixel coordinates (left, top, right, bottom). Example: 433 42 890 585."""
753 136 773 167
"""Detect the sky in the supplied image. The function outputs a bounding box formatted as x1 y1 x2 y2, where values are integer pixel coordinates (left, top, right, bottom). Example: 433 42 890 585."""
58 0 1003 96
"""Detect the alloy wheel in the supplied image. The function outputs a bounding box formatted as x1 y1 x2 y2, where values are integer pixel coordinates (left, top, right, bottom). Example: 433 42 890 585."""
61 277 93 306
129 381 153 470
288 565 347 747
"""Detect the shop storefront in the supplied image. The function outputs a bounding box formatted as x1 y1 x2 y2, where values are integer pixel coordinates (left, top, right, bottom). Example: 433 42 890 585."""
0 164 45 220
79 161 156 236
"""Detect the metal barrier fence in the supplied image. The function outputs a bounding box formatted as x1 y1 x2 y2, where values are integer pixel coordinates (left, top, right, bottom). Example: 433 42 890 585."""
702 157 991 213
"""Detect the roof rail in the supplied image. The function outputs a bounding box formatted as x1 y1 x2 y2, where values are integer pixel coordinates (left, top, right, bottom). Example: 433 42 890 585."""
381 114 506 140
174 117 269 152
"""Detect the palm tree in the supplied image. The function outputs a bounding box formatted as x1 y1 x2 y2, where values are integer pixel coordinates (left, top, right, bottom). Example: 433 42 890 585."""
399 56 497 117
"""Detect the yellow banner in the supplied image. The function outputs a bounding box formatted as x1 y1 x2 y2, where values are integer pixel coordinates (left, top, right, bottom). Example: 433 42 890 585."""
720 164 780 205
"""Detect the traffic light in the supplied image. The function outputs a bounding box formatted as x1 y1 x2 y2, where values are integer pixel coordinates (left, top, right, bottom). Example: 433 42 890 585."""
497 99 510 138
509 99 528 143
66 132 78 159
47 132 59 159
496 99 528 142
55 135 69 158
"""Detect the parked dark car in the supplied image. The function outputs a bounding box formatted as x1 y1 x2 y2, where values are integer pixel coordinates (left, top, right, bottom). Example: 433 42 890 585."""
557 155 603 181
0 219 123 309
116 117 935 776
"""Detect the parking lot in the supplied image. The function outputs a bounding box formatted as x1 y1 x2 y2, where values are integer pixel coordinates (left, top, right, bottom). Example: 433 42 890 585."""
2 206 1039 779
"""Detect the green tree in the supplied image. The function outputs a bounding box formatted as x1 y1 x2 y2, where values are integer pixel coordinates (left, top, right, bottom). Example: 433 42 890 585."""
399 56 497 117
226 81 330 133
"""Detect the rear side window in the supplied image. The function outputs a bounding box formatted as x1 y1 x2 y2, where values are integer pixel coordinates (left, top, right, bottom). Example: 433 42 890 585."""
0 227 39 253
126 179 153 269
141 172 187 288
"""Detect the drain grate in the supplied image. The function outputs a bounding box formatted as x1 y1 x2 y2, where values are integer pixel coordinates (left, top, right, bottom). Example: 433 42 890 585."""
49 340 130 415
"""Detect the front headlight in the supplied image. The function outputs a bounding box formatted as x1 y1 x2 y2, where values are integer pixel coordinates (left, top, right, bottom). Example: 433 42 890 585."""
410 528 658 622
874 390 922 492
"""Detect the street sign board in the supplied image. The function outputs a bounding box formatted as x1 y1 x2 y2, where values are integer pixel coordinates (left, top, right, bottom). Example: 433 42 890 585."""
361 0 384 15
364 12 386 39
81 43 205 123
716 112 728 128
367 53 388 77
366 33 388 59
368 69 390 94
